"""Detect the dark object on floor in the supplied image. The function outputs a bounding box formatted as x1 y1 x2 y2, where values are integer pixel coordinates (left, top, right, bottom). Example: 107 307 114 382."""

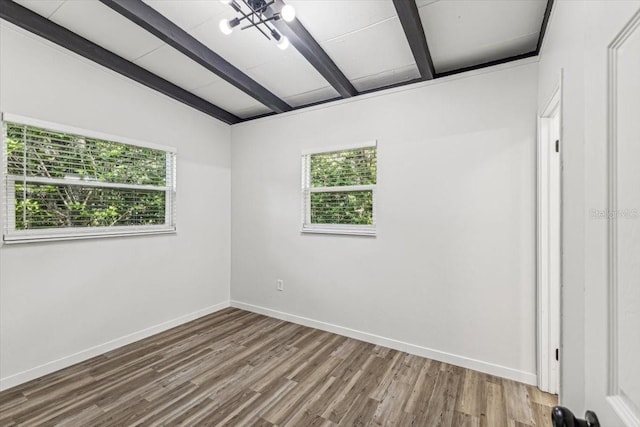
552 406 600 427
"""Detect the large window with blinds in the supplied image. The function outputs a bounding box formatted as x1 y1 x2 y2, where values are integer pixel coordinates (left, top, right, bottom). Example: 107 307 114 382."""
1 115 176 243
301 142 377 236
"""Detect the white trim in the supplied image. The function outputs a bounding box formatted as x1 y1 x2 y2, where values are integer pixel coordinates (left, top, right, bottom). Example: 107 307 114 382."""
233 57 540 128
608 396 640 427
301 224 376 237
1 113 177 153
230 300 537 385
3 227 176 244
537 79 563 395
301 140 377 156
0 301 230 391
539 75 563 116
608 13 621 401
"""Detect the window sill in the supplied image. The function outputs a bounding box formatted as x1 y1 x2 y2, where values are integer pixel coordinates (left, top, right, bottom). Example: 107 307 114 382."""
2 228 176 244
301 225 376 237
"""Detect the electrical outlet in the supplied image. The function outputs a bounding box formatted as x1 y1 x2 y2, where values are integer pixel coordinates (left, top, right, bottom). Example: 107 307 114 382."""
276 279 284 291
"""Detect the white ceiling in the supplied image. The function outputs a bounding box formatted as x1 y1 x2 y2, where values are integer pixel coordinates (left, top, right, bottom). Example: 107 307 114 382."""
286 0 420 91
141 0 222 31
48 0 163 61
12 0 549 120
12 0 64 18
418 0 547 73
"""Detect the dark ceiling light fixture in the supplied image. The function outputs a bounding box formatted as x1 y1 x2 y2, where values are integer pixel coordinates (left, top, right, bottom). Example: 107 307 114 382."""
219 0 295 50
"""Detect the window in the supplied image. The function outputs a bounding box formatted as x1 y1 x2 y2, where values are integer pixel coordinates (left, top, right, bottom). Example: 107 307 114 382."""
301 142 377 236
1 114 176 243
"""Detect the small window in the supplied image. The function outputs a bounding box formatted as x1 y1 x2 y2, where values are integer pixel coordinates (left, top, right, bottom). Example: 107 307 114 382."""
301 142 377 236
1 115 176 243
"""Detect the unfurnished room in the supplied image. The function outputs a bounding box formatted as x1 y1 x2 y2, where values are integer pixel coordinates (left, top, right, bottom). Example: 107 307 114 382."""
0 0 639 426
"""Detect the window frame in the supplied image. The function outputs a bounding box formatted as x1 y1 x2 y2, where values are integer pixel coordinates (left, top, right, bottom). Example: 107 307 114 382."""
301 141 377 237
1 113 177 244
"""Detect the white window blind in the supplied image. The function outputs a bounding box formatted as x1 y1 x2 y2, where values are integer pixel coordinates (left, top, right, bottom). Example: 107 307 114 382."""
301 142 377 236
1 114 176 243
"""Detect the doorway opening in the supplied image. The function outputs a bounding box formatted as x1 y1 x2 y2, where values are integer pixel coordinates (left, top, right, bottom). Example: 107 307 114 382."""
537 85 562 395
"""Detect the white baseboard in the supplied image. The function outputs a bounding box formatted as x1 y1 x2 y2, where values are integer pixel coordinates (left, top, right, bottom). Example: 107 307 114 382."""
0 301 230 392
231 300 537 385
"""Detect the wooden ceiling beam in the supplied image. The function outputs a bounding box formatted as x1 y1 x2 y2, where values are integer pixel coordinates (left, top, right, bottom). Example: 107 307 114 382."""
392 0 435 80
267 0 358 98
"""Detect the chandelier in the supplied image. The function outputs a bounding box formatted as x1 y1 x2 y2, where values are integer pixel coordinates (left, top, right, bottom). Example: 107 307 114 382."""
219 0 296 50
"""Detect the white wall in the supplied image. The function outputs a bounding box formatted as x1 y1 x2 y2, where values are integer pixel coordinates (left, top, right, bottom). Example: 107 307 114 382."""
0 23 231 389
536 0 587 411
231 61 539 383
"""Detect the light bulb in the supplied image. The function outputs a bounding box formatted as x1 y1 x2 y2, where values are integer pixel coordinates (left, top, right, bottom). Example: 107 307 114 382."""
281 4 295 22
219 18 233 35
277 35 289 50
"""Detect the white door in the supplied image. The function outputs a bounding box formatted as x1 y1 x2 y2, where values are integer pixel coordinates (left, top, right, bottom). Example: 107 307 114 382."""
606 7 640 426
583 3 640 426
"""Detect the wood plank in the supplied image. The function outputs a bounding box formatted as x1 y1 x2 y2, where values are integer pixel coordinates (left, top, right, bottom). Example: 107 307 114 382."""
416 366 462 426
503 379 535 425
453 411 482 427
531 402 554 427
405 359 440 414
455 369 486 416
484 382 508 427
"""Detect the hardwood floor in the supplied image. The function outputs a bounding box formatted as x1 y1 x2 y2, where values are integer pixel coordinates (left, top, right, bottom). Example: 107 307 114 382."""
0 308 557 426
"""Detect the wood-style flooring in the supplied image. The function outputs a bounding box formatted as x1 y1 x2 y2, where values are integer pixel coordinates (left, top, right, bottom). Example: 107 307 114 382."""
0 308 557 426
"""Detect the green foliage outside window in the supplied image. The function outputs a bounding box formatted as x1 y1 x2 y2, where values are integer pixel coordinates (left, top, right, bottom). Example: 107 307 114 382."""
5 123 169 231
308 147 377 225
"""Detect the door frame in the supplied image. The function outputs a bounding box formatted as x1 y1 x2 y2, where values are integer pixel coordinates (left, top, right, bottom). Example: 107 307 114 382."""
537 79 563 395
